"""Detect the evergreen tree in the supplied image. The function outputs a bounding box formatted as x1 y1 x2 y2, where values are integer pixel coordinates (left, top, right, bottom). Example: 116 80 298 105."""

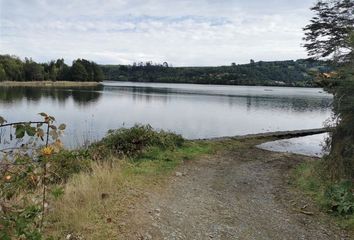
71 61 88 81
93 63 104 81
0 64 6 81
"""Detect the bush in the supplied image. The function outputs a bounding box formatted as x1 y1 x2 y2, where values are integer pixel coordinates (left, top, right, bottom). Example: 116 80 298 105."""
95 124 184 158
324 181 354 215
48 149 92 184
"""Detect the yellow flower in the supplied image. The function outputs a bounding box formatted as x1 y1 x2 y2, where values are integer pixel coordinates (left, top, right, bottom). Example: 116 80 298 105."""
41 146 54 156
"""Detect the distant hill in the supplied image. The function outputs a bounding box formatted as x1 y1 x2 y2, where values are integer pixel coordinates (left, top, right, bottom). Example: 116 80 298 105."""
101 59 330 87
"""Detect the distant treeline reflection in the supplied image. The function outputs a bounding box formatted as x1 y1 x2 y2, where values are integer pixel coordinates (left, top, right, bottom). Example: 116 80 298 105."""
104 85 332 113
0 85 103 105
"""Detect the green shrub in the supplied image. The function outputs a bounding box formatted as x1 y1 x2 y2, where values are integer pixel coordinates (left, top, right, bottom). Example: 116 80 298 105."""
48 149 92 183
0 204 42 240
96 124 184 157
324 181 354 215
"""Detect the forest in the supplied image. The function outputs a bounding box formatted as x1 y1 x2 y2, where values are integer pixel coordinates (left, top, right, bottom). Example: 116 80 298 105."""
102 59 330 87
0 54 330 87
0 55 104 82
0 55 330 87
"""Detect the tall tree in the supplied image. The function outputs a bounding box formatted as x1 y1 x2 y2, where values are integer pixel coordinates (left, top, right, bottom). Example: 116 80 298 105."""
56 59 70 80
0 64 6 81
304 0 354 179
70 61 88 81
24 58 44 81
303 0 354 61
92 63 104 81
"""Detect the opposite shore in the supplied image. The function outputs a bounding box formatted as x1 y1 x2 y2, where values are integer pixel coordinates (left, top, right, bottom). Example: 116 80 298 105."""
0 80 101 87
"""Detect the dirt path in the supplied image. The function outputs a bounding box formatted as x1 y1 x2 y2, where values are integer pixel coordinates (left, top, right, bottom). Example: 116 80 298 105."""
121 139 350 240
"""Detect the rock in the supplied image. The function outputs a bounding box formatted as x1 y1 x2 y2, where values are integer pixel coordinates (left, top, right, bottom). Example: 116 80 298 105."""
65 233 83 240
101 193 109 199
175 171 183 177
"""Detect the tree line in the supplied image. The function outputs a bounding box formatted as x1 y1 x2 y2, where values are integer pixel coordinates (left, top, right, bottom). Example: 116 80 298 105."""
0 55 104 82
101 59 330 87
0 54 329 86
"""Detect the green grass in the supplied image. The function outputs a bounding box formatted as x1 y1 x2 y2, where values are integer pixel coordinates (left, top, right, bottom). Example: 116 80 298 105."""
126 141 214 176
293 161 324 197
293 161 354 230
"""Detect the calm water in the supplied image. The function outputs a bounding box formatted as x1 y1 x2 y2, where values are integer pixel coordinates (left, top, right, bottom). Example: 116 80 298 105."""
257 133 329 157
0 81 333 147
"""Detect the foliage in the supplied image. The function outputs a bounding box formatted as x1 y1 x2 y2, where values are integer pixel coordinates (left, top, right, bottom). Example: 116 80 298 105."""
322 45 354 179
0 119 187 237
48 141 212 239
94 124 184 159
48 149 92 184
0 204 43 240
324 181 354 215
70 61 88 81
304 0 354 180
0 113 65 239
101 59 330 87
0 54 329 86
303 0 354 61
293 162 354 229
0 55 104 82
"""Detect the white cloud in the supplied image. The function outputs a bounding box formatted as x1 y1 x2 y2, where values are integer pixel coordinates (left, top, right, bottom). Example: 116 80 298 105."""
0 0 316 66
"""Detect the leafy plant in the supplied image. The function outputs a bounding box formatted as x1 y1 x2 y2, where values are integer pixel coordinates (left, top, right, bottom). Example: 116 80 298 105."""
324 181 354 215
95 124 184 158
0 113 66 239
50 186 64 200
47 149 92 183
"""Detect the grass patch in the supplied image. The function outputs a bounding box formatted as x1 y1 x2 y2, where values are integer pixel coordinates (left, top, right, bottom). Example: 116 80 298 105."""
293 160 354 230
46 140 214 239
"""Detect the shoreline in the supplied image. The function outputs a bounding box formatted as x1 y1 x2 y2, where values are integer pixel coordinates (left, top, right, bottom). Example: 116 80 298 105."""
104 80 317 88
0 81 102 87
199 127 332 141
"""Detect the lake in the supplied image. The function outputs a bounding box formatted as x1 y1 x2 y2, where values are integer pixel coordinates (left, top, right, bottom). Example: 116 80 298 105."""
0 81 333 148
257 133 329 157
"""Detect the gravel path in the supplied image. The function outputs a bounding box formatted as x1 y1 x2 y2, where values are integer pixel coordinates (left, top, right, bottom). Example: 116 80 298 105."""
122 139 350 240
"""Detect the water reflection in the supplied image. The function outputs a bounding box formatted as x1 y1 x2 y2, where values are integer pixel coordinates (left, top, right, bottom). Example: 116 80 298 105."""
0 82 333 147
0 85 103 106
257 133 329 157
103 84 332 112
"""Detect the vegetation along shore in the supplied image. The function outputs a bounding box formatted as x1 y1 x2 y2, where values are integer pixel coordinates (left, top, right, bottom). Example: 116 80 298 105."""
0 53 330 87
1 118 352 239
0 0 354 239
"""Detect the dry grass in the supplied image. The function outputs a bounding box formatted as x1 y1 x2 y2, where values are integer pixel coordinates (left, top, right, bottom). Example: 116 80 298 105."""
45 141 214 239
48 159 142 239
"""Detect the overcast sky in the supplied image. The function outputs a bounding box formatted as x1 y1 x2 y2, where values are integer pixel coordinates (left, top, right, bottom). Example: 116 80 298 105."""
0 0 316 66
